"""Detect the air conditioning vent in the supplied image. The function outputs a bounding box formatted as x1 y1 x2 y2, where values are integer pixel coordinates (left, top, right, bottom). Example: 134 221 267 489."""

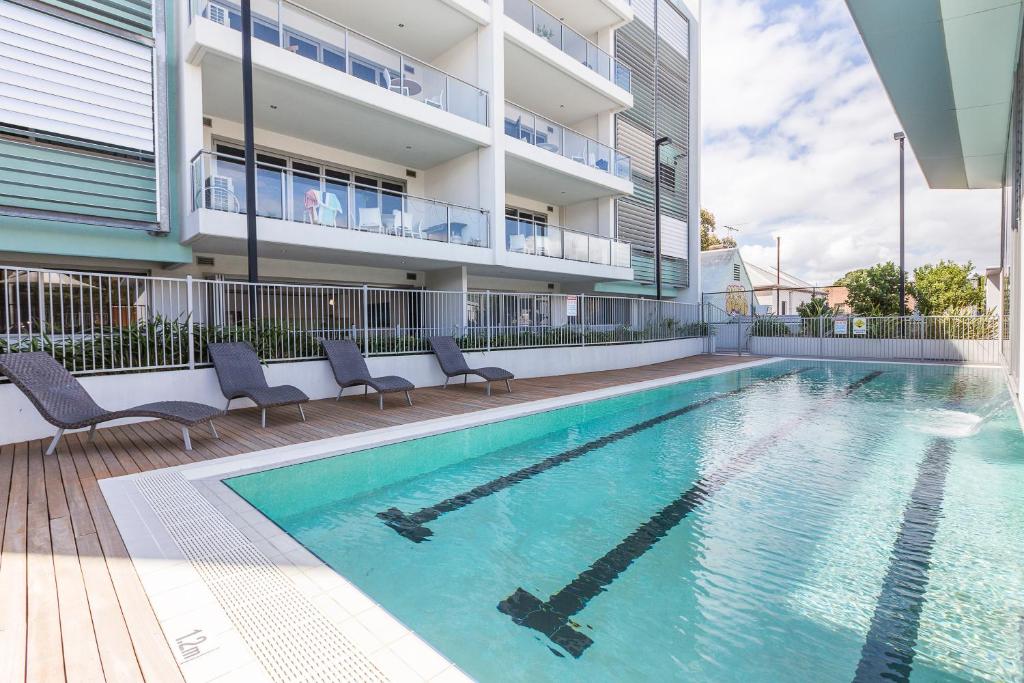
203 117 213 127
405 169 417 178
406 272 417 280
196 256 216 266
207 3 230 25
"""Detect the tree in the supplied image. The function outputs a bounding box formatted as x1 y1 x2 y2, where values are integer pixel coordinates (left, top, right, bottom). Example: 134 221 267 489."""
797 296 834 318
910 260 984 315
700 209 737 251
835 262 906 316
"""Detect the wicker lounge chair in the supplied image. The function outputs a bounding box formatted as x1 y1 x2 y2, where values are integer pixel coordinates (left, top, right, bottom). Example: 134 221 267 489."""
207 342 309 428
0 352 222 455
428 336 513 396
321 339 414 409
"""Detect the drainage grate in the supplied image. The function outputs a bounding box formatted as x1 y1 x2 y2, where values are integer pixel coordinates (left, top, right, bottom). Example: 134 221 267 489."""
136 472 387 683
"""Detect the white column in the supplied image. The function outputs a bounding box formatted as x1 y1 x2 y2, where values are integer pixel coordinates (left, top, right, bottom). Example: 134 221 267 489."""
481 0 508 265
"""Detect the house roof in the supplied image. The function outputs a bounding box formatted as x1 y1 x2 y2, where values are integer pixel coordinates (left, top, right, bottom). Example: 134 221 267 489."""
745 262 815 290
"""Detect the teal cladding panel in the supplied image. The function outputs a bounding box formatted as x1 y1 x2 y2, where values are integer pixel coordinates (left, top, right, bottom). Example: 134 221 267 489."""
631 250 687 287
0 139 158 224
38 0 153 37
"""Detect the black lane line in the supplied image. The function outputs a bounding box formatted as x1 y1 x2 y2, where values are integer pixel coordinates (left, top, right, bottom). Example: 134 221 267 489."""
377 367 813 542
852 378 965 682
497 370 884 658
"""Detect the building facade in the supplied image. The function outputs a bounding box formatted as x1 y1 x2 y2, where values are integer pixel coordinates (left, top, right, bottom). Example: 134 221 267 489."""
846 0 1024 396
0 0 701 304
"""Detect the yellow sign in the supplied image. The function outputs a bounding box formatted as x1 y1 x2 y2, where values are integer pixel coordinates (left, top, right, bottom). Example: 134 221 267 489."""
852 317 867 335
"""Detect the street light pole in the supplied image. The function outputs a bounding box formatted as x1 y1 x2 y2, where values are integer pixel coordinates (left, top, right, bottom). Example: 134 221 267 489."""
654 136 672 300
241 0 259 316
894 131 906 316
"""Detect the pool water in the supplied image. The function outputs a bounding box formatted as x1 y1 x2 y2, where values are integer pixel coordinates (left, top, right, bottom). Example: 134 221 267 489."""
226 360 1024 682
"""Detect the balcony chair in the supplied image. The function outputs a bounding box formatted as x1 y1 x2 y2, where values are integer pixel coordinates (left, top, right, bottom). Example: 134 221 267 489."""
318 192 343 227
320 339 414 409
383 70 410 96
207 342 309 428
0 352 222 455
509 234 527 253
303 188 320 224
392 210 423 238
358 207 382 231
428 336 513 396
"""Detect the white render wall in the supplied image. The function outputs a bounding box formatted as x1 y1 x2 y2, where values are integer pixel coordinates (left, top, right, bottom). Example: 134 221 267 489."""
0 339 707 445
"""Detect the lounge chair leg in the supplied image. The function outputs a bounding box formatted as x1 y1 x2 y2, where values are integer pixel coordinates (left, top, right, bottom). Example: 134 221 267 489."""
336 389 343 401
464 375 468 386
225 398 232 411
46 429 64 456
261 408 267 429
364 385 369 397
209 420 219 439
298 404 306 421
405 391 412 406
182 427 193 452
443 377 449 389
87 424 97 443
505 379 512 393
486 382 492 396
379 393 384 410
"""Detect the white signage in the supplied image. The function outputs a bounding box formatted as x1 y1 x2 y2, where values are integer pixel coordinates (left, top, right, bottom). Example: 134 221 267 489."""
833 319 848 335
852 317 868 336
566 295 578 317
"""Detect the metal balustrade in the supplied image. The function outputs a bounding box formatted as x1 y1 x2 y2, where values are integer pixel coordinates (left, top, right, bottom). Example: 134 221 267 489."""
505 102 631 179
190 150 490 248
1 265 705 375
505 217 631 267
191 0 489 124
504 0 632 91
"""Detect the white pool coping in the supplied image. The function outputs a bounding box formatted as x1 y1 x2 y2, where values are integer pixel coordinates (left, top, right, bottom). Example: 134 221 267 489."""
99 356 783 683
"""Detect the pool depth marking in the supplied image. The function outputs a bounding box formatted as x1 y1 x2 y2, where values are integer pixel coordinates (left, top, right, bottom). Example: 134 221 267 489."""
852 378 965 682
377 367 813 542
498 370 884 658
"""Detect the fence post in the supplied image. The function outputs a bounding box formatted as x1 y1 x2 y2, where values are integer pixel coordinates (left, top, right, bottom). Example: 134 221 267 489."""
819 315 824 359
186 276 196 370
361 284 370 357
485 290 491 352
580 294 586 347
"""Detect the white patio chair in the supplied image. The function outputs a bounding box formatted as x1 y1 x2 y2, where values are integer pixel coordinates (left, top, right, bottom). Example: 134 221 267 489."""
383 70 409 96
358 207 382 231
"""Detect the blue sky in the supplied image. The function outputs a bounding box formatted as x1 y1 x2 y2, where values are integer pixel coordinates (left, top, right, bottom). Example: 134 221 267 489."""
700 0 1002 285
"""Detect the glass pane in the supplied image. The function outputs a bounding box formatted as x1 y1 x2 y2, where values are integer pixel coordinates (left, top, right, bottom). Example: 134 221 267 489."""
589 236 611 265
287 33 318 60
506 218 531 253
504 0 532 28
406 59 446 111
448 80 486 124
563 129 587 164
451 206 486 246
291 162 321 223
323 170 349 228
348 32 401 92
534 116 562 154
615 62 631 91
323 48 345 72
538 225 562 258
532 6 560 49
381 181 403 231
210 150 245 213
563 28 587 67
256 160 284 219
564 231 588 261
253 20 279 45
504 103 536 144
615 152 631 179
592 142 612 173
354 177 381 231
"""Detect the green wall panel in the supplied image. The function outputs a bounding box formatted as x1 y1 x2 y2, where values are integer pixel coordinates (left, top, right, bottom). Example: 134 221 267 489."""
0 139 158 224
38 0 153 37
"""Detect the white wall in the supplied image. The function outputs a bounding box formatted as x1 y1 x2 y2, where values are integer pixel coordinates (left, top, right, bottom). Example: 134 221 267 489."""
0 339 707 444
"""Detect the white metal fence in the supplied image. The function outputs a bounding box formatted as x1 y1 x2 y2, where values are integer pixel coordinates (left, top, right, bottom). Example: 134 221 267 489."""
744 314 1001 365
0 265 704 376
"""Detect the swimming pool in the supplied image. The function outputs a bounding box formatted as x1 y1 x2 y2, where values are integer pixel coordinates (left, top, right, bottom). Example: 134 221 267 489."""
226 360 1024 682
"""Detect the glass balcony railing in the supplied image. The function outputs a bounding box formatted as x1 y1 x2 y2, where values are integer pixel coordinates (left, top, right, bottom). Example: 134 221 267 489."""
505 102 631 180
504 0 632 92
191 0 489 125
191 150 490 248
506 217 631 267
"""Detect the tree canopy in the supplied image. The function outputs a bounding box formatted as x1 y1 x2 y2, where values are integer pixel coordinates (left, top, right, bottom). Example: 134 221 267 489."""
700 208 736 251
796 296 834 318
834 262 905 316
910 260 984 315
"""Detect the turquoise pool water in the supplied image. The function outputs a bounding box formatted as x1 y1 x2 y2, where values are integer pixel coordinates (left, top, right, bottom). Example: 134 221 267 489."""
226 360 1024 682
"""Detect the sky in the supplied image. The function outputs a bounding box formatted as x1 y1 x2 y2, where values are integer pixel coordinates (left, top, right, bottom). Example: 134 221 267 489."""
699 0 1003 286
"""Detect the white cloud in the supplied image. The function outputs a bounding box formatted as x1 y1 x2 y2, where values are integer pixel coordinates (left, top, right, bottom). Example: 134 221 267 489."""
700 0 1002 286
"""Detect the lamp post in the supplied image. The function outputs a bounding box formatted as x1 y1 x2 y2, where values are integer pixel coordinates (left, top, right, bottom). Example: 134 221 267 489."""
241 0 259 315
894 131 906 316
654 135 672 300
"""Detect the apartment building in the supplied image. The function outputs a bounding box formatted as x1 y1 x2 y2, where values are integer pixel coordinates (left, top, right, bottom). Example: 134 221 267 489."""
0 0 700 302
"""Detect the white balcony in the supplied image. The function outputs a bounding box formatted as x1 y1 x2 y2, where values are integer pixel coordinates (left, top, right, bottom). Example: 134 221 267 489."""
503 216 633 280
503 0 633 121
536 0 633 35
186 0 490 169
504 102 633 203
186 151 493 270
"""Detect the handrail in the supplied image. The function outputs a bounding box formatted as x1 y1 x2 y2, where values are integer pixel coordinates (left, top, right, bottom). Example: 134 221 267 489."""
504 0 632 91
504 101 632 179
192 0 489 124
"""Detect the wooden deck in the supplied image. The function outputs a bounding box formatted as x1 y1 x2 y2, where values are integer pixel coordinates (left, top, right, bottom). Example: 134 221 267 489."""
0 354 755 683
